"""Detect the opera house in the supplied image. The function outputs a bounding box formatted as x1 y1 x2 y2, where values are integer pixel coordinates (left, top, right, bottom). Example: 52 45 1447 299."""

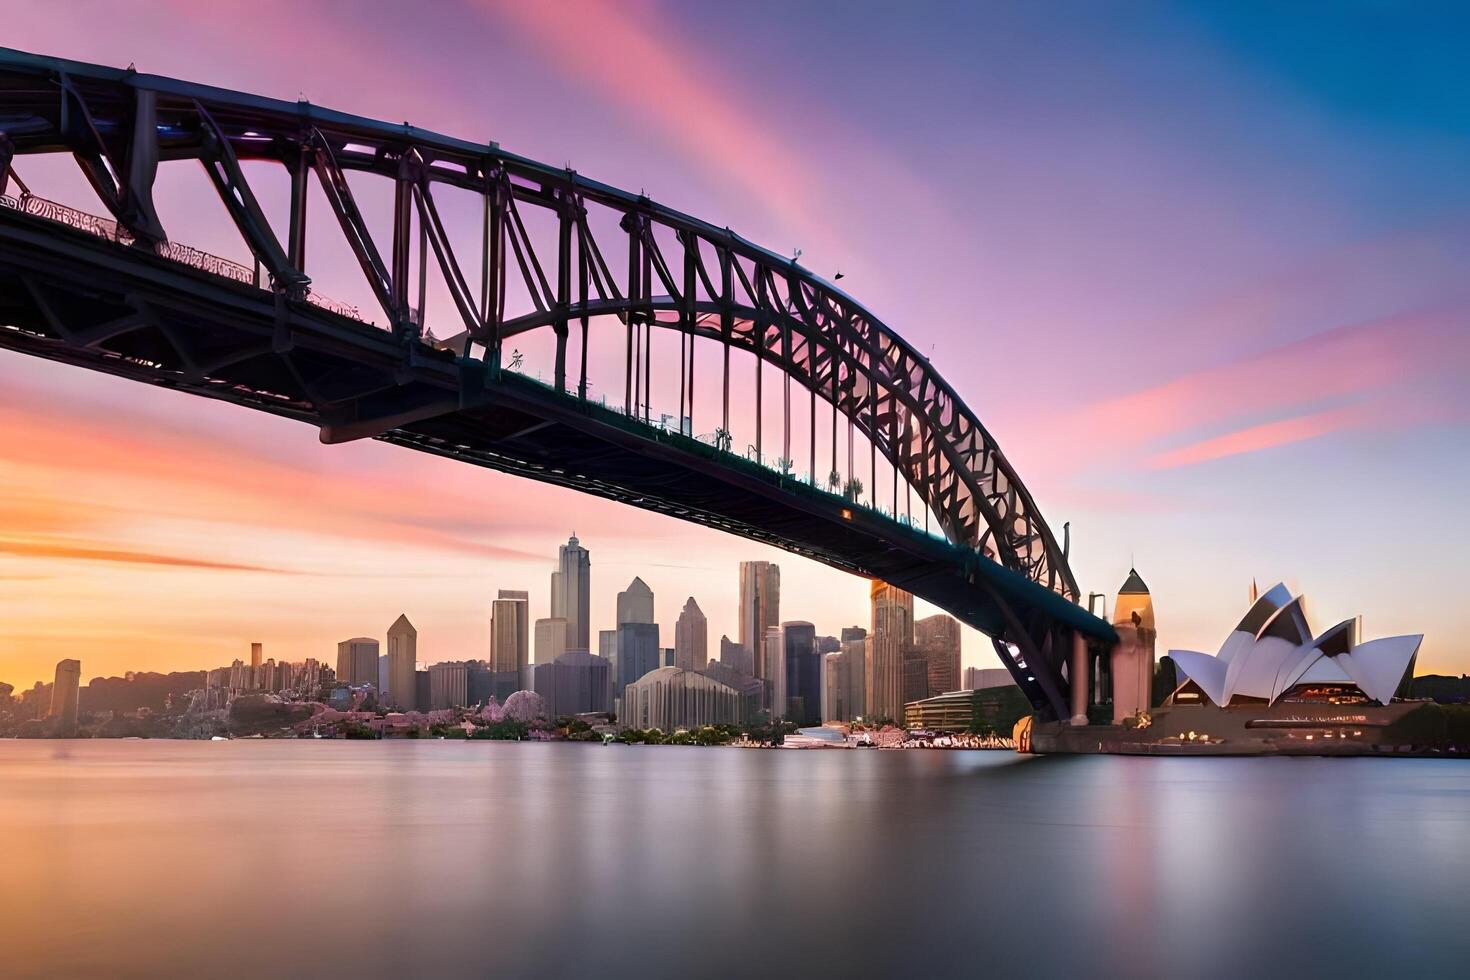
1166 583 1421 709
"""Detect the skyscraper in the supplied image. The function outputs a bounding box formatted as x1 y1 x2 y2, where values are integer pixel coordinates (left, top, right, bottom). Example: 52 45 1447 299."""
613 621 660 710
534 617 570 665
738 561 780 681
491 590 529 675
674 597 708 671
336 637 380 688
617 576 655 625
719 634 752 676
48 658 80 733
764 625 785 718
250 642 263 671
823 651 846 722
866 581 913 722
915 613 962 697
551 534 591 652
841 627 867 721
387 614 418 710
781 621 821 726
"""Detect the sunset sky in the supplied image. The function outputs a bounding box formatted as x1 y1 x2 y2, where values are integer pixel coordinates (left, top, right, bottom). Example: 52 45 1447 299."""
2 1 1468 689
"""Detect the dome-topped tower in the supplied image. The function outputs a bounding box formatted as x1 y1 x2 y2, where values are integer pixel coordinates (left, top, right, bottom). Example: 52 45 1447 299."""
1113 568 1155 632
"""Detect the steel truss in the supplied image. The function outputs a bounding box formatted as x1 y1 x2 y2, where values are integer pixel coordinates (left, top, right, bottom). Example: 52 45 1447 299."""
0 48 1111 717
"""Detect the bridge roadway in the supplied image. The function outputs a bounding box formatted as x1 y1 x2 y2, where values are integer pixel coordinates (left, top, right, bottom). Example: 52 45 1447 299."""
0 47 1116 720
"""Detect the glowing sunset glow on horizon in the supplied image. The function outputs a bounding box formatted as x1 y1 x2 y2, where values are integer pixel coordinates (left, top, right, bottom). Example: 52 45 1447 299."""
1 1 1468 689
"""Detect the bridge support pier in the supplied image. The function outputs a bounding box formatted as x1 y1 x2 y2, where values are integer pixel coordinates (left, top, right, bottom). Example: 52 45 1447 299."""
1069 630 1089 726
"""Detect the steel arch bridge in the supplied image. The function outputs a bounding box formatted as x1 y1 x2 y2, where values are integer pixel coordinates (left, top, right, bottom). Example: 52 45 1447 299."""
0 48 1114 719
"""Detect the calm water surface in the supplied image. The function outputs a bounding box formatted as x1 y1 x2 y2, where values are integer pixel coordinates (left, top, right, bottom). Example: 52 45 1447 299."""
2 741 1467 979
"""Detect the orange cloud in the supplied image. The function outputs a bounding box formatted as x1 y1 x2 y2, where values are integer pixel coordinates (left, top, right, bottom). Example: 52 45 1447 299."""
0 539 290 573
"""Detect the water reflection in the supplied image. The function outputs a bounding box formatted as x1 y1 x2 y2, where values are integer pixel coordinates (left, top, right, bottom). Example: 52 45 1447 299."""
1 742 1466 979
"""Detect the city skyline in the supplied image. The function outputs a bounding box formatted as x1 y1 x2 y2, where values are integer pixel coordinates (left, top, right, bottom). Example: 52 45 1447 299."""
2 2 1468 689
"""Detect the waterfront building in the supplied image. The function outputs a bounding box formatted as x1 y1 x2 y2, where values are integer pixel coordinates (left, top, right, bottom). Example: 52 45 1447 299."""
720 634 753 677
763 625 785 718
699 661 763 721
535 616 570 665
621 666 743 731
674 597 708 671
782 621 821 726
48 658 80 733
915 613 962 697
1166 582 1421 709
866 581 913 722
491 590 529 676
1108 569 1156 722
613 621 660 709
738 561 780 682
387 614 418 710
336 637 379 689
841 627 867 721
533 651 611 718
617 576 655 625
551 534 591 652
904 689 979 733
414 669 431 711
963 667 1012 691
428 661 468 709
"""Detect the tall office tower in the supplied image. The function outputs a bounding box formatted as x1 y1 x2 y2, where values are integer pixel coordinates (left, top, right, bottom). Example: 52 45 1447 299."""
48 658 81 733
387 614 418 710
617 576 655 625
534 617 570 665
841 627 867 721
866 580 913 723
303 658 321 694
613 621 660 709
491 590 530 676
781 621 820 726
719 634 753 676
428 661 469 709
901 655 929 707
763 625 785 718
915 613 962 697
551 534 591 651
250 642 263 671
229 658 249 692
336 637 380 688
823 651 847 721
674 597 708 671
738 561 780 680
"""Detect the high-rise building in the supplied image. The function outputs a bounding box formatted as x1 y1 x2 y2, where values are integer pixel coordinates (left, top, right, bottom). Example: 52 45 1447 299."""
915 613 962 697
674 597 708 671
763 625 785 718
621 667 743 730
532 651 611 718
337 637 380 688
48 659 81 733
613 621 660 709
699 660 763 722
781 621 820 726
428 661 469 710
387 614 418 710
250 642 263 671
719 634 752 677
738 561 780 681
617 576 655 625
551 534 591 651
866 581 913 722
902 655 929 707
841 627 867 721
491 590 529 676
823 651 846 722
534 617 570 665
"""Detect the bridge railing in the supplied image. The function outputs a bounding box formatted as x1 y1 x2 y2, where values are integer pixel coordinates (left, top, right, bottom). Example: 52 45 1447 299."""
0 191 362 321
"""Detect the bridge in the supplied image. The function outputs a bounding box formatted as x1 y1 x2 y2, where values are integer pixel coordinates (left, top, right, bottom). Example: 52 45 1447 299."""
0 48 1115 721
